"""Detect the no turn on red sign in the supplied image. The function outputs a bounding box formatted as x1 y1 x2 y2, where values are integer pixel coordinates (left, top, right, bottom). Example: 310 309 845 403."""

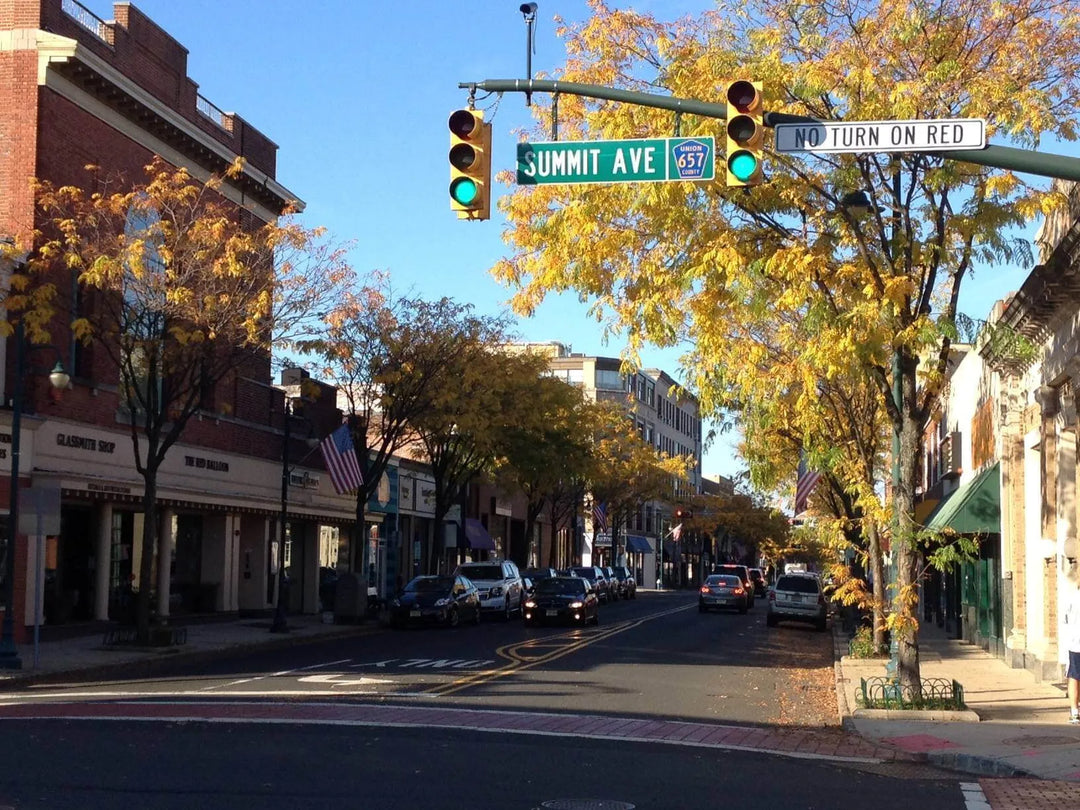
775 118 986 154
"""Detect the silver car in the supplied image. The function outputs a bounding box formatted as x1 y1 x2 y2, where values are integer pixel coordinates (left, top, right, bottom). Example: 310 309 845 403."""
766 573 827 631
454 561 523 620
699 574 748 614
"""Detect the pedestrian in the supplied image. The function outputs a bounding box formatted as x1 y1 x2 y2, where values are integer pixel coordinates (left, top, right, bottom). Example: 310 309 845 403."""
1065 575 1080 724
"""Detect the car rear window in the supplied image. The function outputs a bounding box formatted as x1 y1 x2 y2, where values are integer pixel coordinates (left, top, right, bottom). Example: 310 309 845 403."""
460 565 504 581
776 576 819 594
705 575 741 587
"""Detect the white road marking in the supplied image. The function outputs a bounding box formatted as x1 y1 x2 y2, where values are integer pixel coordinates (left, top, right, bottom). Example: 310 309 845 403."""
298 674 393 687
959 782 990 810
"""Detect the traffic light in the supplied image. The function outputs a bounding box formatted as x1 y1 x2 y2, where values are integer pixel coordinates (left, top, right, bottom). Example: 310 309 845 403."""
724 80 764 187
448 107 492 220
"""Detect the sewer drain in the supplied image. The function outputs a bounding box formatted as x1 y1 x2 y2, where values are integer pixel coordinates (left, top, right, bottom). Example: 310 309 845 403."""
540 802 635 810
1002 734 1078 747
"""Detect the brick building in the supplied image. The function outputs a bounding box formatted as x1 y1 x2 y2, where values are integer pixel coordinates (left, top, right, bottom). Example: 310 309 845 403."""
0 1 357 646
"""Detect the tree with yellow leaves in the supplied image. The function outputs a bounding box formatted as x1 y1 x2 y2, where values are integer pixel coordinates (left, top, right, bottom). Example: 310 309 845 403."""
494 0 1080 692
32 157 351 641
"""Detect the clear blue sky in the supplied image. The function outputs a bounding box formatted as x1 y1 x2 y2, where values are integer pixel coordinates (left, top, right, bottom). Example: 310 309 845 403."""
107 0 1069 484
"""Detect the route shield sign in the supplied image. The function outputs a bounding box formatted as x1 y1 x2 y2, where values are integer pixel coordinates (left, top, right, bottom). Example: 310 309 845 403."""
774 118 985 154
517 136 715 185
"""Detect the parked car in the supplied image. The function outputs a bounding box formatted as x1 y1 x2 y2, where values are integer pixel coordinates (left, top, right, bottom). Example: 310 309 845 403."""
767 572 828 631
712 564 755 610
523 576 599 627
522 567 558 598
748 568 767 598
569 566 611 603
699 574 748 614
602 566 626 599
388 575 481 628
454 560 524 620
609 565 637 599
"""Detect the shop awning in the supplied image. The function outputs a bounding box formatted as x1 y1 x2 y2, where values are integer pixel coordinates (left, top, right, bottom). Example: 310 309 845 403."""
925 462 1000 535
464 518 496 551
625 535 652 553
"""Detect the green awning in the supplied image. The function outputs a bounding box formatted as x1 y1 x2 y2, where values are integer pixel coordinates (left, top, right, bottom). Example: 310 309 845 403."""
925 462 1000 535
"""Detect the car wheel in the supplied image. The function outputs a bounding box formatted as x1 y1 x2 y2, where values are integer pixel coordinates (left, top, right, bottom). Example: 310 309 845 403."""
766 613 778 627
592 612 600 626
738 605 747 615
473 605 481 625
447 607 460 628
815 616 827 632
503 599 512 621
698 603 707 613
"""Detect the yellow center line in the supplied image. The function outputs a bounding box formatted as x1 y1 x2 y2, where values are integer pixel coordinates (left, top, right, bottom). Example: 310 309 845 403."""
423 603 692 697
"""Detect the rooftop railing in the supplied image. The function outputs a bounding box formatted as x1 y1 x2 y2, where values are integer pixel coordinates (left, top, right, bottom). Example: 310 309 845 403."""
62 0 113 45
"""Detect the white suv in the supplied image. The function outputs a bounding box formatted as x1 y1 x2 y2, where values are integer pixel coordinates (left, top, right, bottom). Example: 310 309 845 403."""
454 561 523 620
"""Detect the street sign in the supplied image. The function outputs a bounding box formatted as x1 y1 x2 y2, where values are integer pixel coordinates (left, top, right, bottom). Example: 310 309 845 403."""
774 118 985 154
517 136 714 185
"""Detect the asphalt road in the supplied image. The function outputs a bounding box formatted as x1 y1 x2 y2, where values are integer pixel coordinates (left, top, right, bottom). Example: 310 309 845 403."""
0 721 969 810
0 590 976 809
5 590 836 726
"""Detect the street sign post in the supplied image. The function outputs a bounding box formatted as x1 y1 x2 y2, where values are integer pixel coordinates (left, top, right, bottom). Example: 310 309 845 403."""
775 118 985 154
517 136 714 185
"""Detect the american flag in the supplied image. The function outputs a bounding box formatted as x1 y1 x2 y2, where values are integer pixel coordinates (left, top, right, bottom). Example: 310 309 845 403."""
795 453 822 515
592 501 607 532
319 424 364 495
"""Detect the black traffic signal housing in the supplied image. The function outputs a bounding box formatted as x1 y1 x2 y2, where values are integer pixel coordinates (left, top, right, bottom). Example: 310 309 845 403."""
448 108 492 220
724 80 764 187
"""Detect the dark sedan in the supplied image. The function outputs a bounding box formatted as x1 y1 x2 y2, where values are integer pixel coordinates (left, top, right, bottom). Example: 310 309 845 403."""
523 576 599 627
388 575 481 628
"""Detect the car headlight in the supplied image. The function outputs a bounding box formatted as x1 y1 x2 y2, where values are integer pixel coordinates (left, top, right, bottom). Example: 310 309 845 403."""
524 600 537 609
434 598 450 607
489 586 504 597
569 601 584 609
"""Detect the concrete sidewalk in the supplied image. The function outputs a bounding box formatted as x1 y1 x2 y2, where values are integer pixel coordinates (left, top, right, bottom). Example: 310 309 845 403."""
835 620 1080 782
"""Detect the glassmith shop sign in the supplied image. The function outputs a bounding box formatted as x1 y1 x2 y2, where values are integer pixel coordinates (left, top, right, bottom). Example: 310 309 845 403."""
517 137 715 185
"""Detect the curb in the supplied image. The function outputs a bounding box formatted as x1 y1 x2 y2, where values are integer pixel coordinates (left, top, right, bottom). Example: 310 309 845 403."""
0 622 380 688
850 707 981 722
926 750 1038 779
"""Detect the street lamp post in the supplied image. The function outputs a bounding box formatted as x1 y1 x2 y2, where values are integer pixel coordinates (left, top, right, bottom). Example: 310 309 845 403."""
0 318 70 669
269 399 318 634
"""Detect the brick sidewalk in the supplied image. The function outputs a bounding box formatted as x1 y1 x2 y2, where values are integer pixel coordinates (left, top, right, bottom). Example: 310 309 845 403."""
0 700 921 764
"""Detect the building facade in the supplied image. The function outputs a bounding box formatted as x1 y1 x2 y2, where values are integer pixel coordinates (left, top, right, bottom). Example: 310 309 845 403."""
0 1 358 643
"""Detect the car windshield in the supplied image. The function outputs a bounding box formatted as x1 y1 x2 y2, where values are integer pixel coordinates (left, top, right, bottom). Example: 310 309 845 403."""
460 565 503 581
536 578 585 596
405 577 453 593
570 567 597 580
776 576 819 594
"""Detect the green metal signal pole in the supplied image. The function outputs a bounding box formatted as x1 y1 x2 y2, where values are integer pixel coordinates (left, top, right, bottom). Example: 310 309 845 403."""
460 79 1080 181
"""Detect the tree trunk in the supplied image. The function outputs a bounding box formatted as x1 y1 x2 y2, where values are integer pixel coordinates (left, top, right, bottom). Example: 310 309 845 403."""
865 520 887 650
893 353 922 693
135 472 158 643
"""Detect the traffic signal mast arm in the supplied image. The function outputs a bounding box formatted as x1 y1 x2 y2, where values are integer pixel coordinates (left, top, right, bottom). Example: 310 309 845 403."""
461 78 1080 182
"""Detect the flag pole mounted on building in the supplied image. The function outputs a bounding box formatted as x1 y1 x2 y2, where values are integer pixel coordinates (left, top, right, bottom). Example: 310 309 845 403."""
320 424 364 495
795 453 822 515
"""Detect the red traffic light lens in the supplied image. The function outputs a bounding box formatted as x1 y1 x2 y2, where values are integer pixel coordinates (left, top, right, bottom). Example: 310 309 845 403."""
726 80 759 112
449 109 479 139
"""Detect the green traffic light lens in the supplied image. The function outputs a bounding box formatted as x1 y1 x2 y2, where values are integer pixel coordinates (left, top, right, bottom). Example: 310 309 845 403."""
728 151 759 182
450 177 479 205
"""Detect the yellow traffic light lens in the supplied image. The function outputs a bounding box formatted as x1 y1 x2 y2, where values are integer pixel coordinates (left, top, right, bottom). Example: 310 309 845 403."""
450 177 479 206
727 114 758 144
450 143 477 171
728 151 759 182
